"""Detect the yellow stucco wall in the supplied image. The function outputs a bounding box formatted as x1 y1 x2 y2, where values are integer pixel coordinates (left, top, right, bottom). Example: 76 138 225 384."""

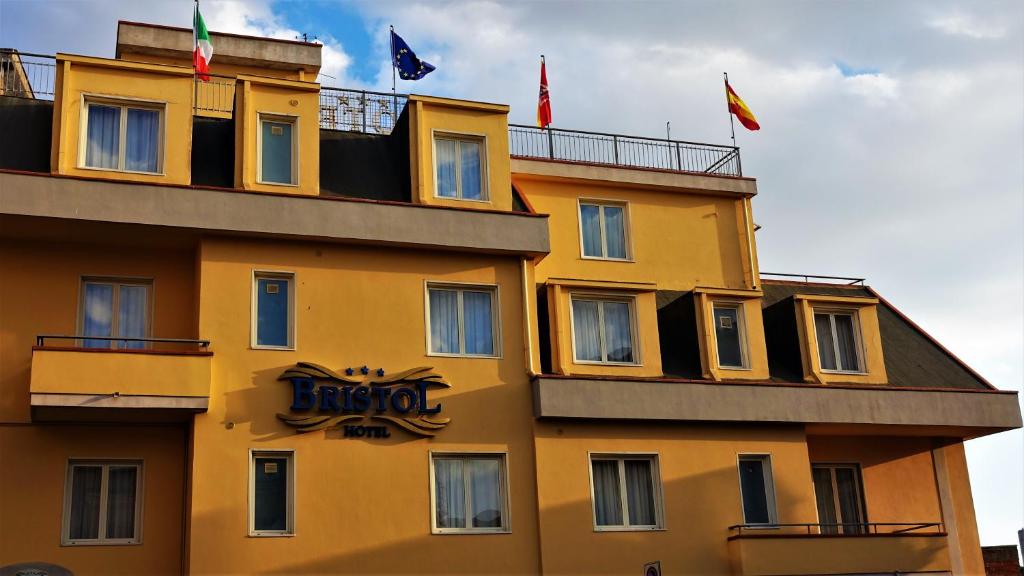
30 349 211 398
409 96 513 212
794 295 888 385
0 424 185 575
186 237 540 573
0 239 197 423
532 421 818 575
728 533 951 575
52 54 194 185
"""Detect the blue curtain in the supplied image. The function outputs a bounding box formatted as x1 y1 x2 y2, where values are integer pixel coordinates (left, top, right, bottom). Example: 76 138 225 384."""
469 458 502 528
603 206 626 259
261 121 293 184
126 108 159 172
462 291 493 355
118 285 147 349
580 204 602 257
86 104 120 169
459 140 482 200
603 301 634 363
83 283 113 348
592 460 622 526
572 299 601 361
435 139 457 197
429 289 459 353
434 459 465 528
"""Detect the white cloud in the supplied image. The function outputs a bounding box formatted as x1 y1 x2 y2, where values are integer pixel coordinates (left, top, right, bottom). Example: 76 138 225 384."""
927 12 1008 39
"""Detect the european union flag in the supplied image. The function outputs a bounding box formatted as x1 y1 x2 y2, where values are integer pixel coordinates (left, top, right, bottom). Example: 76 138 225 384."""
391 29 435 81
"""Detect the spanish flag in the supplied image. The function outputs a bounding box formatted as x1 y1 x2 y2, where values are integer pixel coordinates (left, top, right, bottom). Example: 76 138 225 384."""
726 81 759 131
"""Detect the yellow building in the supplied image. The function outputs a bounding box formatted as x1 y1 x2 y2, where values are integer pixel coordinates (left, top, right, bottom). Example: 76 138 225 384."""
0 21 1020 576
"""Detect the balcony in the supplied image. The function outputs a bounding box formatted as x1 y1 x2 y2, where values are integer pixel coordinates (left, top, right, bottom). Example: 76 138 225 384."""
30 335 212 422
727 523 951 576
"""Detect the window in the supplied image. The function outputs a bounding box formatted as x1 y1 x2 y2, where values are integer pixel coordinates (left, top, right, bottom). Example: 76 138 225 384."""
813 310 863 372
714 303 748 369
431 453 509 533
250 450 294 536
82 99 163 173
259 115 297 185
79 278 151 350
812 464 866 535
737 455 777 525
435 134 486 200
427 284 498 357
579 201 629 260
590 455 662 530
252 272 295 349
63 460 142 545
571 295 637 364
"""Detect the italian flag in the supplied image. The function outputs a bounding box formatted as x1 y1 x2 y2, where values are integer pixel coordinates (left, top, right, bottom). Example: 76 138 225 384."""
193 6 213 81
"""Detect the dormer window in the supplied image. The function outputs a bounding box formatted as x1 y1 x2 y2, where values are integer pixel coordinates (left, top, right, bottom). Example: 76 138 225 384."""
81 98 164 174
813 310 863 373
435 133 487 201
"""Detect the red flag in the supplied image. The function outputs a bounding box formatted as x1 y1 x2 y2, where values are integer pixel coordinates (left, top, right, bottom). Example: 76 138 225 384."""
726 81 760 131
537 57 551 128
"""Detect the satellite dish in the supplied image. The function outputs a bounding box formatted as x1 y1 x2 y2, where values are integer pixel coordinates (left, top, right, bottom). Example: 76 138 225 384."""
643 561 661 576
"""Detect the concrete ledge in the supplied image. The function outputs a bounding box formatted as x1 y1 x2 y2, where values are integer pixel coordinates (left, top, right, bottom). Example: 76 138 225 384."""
31 393 208 410
0 171 550 257
533 376 1022 433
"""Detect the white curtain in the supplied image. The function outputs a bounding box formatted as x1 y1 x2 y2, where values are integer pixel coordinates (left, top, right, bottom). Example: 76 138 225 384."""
429 289 459 354
105 466 137 539
592 460 622 526
436 139 458 198
812 467 838 534
625 460 655 526
468 458 502 528
459 140 482 200
603 206 626 259
835 467 864 533
603 301 633 363
572 299 601 361
126 108 159 172
833 315 859 371
86 104 120 169
434 459 465 528
69 466 102 539
83 283 113 349
814 314 837 370
580 204 602 257
118 285 148 349
462 291 493 355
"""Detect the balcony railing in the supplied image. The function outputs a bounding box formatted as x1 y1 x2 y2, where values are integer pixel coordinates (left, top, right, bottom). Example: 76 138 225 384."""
509 124 742 177
194 73 236 116
728 522 945 537
0 49 56 100
320 87 407 134
36 334 211 353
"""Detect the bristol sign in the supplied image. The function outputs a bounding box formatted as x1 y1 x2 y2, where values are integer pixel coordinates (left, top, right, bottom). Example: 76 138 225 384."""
276 363 450 437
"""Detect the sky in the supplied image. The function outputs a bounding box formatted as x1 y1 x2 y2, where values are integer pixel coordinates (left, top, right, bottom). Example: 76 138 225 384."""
1 0 1022 549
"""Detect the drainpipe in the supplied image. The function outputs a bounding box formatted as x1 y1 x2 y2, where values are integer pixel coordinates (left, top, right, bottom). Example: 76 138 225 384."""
521 256 536 376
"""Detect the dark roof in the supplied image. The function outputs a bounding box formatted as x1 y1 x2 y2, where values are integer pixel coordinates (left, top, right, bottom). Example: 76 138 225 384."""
761 281 992 391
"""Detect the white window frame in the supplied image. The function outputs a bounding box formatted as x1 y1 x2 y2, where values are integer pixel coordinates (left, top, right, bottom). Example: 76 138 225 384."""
712 301 750 370
431 131 490 202
424 281 501 358
248 449 296 537
736 454 778 527
577 199 632 261
76 276 154 349
812 308 866 374
62 459 144 546
428 451 511 534
569 292 641 366
251 270 296 351
78 95 166 175
587 452 665 532
256 112 299 187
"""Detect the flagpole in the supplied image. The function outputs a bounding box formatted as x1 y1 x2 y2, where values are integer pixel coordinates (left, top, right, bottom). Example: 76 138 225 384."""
390 25 397 122
542 55 554 159
193 0 199 115
724 71 736 149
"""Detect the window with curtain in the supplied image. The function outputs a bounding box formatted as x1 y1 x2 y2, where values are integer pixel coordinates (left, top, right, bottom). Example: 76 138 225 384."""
714 304 747 368
579 201 629 259
737 455 776 525
812 464 866 535
64 460 141 545
571 295 636 364
434 135 486 200
260 116 296 185
254 273 294 349
428 285 497 357
83 100 162 173
251 451 294 535
432 454 508 532
80 279 151 349
590 455 661 529
813 310 863 372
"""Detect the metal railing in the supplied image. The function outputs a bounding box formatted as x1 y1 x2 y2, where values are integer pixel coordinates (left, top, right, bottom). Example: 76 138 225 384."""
728 522 945 537
319 87 407 134
0 49 56 100
760 272 867 286
194 73 235 115
509 124 742 176
36 335 211 351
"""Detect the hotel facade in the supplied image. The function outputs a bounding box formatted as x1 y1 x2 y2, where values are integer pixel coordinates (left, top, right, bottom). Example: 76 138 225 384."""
0 22 1020 576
